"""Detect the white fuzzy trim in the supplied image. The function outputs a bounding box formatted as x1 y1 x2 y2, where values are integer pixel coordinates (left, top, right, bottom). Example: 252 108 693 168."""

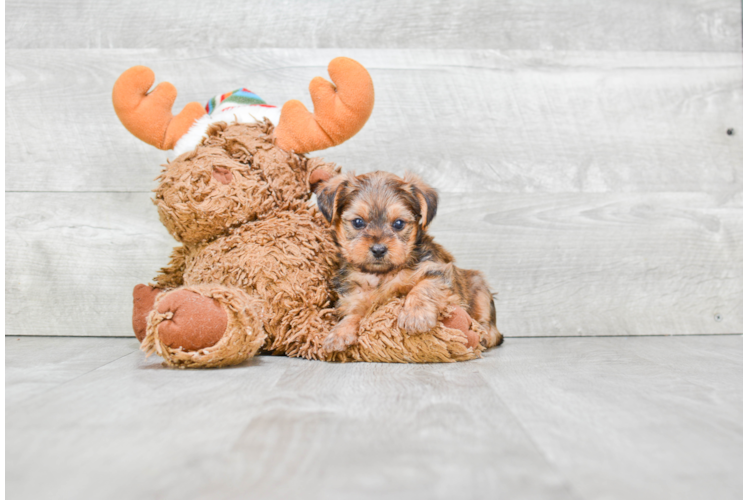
173 105 282 156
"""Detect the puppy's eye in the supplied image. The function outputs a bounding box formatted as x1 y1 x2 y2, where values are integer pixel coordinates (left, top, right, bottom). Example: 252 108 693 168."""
352 218 366 229
392 219 405 231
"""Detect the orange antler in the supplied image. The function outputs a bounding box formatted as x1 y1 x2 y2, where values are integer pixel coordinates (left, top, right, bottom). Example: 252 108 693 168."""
275 57 374 154
112 66 206 150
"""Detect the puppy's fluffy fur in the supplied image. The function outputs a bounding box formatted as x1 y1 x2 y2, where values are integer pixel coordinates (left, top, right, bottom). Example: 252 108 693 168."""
317 171 502 352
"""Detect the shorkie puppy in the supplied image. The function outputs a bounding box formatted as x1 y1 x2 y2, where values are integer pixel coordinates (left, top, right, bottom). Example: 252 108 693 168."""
316 171 502 352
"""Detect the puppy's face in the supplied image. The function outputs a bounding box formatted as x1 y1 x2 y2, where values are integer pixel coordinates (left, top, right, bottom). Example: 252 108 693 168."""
317 172 438 274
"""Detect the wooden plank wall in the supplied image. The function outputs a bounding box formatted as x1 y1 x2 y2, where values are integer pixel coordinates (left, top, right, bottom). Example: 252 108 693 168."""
740 47 748 331
6 1 742 337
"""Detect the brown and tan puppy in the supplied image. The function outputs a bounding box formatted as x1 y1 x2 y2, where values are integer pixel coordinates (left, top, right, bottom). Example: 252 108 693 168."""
317 171 503 352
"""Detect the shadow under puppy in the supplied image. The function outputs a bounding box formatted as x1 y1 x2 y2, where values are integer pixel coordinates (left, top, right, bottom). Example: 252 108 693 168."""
316 171 503 352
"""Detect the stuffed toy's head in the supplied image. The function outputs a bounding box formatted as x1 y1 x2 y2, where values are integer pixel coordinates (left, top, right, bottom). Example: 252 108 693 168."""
112 58 375 244
152 120 341 244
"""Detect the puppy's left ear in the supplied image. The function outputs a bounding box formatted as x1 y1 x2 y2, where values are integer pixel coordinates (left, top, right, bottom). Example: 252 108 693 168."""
316 174 350 223
406 174 438 228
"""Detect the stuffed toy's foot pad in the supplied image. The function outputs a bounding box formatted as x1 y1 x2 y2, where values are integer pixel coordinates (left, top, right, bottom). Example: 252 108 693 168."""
133 284 162 343
155 290 228 351
443 307 479 348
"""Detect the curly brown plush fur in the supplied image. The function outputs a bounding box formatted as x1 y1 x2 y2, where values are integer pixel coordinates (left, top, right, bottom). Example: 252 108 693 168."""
134 120 486 367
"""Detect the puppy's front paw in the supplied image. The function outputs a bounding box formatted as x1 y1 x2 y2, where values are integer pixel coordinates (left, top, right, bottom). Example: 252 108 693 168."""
323 322 359 352
398 302 438 334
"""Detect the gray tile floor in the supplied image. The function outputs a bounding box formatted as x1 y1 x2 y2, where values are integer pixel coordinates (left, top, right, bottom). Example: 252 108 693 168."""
6 335 741 500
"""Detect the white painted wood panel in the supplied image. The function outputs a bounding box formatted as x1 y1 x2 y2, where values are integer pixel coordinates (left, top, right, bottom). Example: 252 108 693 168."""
6 49 741 194
735 51 748 333
432 191 742 336
6 193 173 337
5 0 741 52
6 335 741 500
6 191 740 337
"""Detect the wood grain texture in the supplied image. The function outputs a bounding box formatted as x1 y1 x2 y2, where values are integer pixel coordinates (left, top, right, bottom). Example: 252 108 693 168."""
429 191 743 336
6 49 741 194
6 190 741 337
733 51 748 333
5 336 138 405
477 335 742 500
6 193 174 337
5 338 578 500
5 0 741 52
5 335 741 500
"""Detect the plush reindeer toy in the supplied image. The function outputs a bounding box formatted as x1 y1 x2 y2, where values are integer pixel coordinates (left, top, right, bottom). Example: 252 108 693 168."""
113 57 489 368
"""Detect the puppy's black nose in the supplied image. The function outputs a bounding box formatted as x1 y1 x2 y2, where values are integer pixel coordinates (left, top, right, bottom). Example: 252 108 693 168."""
370 244 388 258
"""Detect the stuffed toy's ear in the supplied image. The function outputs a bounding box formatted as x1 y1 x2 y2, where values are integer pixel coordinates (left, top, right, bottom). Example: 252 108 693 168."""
275 57 375 154
316 175 350 223
112 66 206 150
404 173 438 228
308 168 334 194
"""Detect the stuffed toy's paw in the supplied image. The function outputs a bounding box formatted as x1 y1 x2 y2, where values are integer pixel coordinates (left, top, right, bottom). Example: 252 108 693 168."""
140 285 267 368
132 284 162 343
154 290 228 351
442 306 480 348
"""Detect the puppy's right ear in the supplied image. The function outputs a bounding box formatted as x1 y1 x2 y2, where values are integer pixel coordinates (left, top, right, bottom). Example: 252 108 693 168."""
316 175 349 223
404 173 438 229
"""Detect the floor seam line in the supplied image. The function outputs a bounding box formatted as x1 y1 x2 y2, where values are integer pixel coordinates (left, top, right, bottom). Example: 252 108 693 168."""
8 350 140 408
474 367 588 500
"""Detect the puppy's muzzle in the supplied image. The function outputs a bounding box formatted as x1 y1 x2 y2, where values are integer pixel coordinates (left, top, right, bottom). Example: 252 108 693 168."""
370 244 388 259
